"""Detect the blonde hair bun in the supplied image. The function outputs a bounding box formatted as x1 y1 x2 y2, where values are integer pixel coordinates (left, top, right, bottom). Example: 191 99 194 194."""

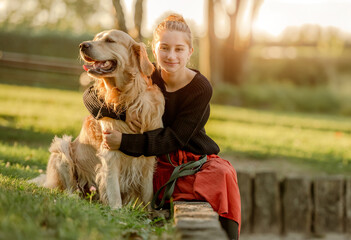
163 14 186 23
153 13 193 49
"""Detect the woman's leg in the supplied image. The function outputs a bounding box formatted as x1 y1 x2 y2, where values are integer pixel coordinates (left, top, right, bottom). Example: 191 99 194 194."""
219 216 239 240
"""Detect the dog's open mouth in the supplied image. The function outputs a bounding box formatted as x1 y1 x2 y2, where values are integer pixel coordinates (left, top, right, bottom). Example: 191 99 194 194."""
83 57 117 74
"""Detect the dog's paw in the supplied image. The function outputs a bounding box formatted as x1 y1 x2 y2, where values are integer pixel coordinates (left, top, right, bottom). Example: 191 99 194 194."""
110 203 123 209
27 174 47 186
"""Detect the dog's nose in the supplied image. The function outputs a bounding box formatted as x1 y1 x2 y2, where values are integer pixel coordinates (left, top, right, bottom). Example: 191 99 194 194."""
80 42 90 50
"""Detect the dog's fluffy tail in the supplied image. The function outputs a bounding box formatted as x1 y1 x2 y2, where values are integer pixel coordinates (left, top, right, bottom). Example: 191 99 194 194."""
28 135 76 191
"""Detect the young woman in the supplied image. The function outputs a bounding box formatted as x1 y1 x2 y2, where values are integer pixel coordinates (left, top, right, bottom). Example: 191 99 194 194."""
83 14 241 240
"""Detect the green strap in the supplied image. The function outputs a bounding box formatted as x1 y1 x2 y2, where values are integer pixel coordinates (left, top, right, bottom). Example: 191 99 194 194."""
151 155 207 210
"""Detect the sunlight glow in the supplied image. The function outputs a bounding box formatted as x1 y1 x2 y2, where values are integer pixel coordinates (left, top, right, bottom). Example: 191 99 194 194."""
144 0 205 36
1 0 351 38
141 0 351 39
253 0 351 37
0 1 6 10
214 2 230 39
261 46 297 59
239 0 254 38
0 1 7 22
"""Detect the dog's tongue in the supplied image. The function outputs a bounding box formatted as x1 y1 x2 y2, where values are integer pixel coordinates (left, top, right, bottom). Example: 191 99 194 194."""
83 61 112 72
83 64 94 71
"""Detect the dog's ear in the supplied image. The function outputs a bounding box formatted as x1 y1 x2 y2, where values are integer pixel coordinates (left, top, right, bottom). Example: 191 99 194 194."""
132 43 154 77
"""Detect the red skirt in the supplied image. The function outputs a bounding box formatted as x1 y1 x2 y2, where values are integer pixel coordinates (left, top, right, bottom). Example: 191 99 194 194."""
153 150 241 230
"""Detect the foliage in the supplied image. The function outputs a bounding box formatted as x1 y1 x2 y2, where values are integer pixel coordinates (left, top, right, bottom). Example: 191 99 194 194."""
0 30 93 59
0 0 113 34
212 81 351 116
0 0 146 40
246 57 330 86
0 84 174 239
207 0 264 84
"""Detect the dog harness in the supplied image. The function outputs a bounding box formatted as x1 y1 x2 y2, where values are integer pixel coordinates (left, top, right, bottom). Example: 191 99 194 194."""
151 154 207 210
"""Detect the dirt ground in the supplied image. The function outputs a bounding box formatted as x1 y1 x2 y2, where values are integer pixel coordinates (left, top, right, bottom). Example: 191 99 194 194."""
222 154 342 180
239 233 350 240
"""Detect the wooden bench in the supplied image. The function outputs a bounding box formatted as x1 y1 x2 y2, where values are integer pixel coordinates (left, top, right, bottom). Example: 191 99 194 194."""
173 201 228 240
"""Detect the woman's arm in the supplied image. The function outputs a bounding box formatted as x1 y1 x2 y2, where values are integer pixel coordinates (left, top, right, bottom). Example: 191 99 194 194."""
83 86 125 120
119 80 213 157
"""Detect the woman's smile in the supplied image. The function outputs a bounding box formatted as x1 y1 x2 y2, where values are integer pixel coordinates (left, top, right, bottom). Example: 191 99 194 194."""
164 61 179 66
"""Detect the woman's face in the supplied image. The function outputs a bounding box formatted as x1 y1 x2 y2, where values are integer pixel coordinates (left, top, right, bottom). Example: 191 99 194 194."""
153 30 193 74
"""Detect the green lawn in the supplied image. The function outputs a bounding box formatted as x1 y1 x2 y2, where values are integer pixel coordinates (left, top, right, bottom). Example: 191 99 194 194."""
207 104 351 175
1 83 351 239
0 84 174 240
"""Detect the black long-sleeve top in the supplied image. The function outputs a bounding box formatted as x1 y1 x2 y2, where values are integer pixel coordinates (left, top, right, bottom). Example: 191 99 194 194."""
83 68 220 157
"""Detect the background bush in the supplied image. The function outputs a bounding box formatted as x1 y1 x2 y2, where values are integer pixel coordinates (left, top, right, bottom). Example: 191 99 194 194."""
0 30 93 59
212 82 350 116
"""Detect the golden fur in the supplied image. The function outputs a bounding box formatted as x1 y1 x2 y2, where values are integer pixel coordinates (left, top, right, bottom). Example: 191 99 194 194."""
29 30 165 208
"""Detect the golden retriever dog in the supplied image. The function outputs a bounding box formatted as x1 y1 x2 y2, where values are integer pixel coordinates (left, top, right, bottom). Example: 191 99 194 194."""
29 30 165 209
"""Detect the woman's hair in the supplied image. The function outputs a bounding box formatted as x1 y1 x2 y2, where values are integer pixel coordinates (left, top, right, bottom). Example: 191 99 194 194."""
152 14 193 50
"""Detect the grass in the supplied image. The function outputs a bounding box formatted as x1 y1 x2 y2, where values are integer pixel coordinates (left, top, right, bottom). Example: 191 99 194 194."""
0 175 173 240
0 84 174 240
1 83 351 238
207 104 351 175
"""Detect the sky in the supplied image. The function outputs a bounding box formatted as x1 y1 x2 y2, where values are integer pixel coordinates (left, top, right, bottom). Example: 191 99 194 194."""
122 0 351 37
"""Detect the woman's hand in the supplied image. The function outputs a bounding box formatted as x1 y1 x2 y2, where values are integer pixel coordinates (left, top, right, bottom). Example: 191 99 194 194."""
126 112 142 133
102 129 122 150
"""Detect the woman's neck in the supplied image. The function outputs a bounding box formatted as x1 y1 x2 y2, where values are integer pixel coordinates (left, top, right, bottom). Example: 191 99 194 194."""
161 68 196 92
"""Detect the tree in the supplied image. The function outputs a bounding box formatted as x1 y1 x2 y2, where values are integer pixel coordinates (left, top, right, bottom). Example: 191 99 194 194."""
0 0 145 41
134 0 144 41
112 0 128 33
207 0 264 85
207 0 221 83
112 0 145 41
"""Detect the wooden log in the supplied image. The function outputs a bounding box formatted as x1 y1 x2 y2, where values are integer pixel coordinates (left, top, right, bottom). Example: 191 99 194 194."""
173 201 228 240
282 177 312 234
237 171 252 234
313 177 344 234
253 172 281 233
346 178 351 234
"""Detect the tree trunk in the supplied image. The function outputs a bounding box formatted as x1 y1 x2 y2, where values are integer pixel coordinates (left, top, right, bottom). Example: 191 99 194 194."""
207 0 221 84
221 0 243 85
112 0 128 33
134 0 143 42
221 0 263 85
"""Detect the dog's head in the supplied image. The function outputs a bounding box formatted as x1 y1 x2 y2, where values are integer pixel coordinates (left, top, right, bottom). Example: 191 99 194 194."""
80 29 154 89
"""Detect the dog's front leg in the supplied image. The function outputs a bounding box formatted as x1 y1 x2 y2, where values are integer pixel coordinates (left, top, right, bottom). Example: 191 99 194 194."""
98 149 122 209
141 157 156 210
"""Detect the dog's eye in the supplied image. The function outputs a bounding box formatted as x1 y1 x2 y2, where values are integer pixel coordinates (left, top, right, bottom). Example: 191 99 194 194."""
105 38 115 43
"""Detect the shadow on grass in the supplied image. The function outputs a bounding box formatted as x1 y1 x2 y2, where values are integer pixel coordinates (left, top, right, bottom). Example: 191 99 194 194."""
0 125 55 147
0 125 54 170
0 113 17 122
0 166 39 180
0 145 48 169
